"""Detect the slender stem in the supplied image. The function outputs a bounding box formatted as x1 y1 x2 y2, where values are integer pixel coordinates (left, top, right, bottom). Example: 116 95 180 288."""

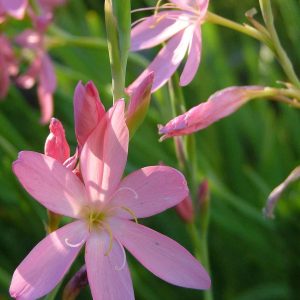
250 87 300 108
259 0 300 88
46 27 149 68
105 0 126 101
167 76 213 300
205 11 273 49
187 222 213 300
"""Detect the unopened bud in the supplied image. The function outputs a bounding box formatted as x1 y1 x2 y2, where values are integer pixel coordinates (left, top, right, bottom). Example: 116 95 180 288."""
175 196 194 223
63 265 88 300
198 180 210 213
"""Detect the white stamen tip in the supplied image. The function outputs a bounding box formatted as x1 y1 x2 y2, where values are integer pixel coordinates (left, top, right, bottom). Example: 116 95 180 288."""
115 240 127 271
116 187 138 199
65 238 85 248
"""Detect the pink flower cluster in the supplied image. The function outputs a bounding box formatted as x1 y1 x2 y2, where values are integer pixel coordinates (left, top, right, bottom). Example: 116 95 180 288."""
0 0 66 123
10 80 210 299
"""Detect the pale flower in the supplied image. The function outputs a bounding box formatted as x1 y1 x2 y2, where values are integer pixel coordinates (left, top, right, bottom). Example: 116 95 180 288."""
10 100 210 299
159 86 264 140
128 0 209 93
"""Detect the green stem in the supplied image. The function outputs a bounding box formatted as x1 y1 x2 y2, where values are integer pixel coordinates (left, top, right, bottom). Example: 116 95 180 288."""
187 222 213 300
46 27 148 68
205 11 273 48
249 87 300 108
167 76 213 299
259 0 300 88
105 0 126 101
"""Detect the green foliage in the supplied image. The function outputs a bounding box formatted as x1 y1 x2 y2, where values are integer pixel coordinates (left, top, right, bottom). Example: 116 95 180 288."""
1 0 300 299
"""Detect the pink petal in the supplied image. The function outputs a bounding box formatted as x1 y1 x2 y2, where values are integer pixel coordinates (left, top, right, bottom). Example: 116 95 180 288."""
110 166 188 219
80 100 129 204
128 26 194 93
0 55 9 99
112 220 211 290
13 151 89 218
40 53 56 93
10 220 88 300
159 86 264 139
44 118 70 163
131 11 190 51
169 0 195 11
198 0 209 18
17 57 41 89
175 195 194 223
264 165 300 218
1 0 27 19
15 29 41 49
85 231 134 300
96 100 128 201
37 85 53 124
74 81 105 148
169 0 209 15
180 25 201 86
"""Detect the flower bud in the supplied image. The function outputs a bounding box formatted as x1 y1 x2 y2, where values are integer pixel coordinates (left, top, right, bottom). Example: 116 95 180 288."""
44 118 70 163
175 196 194 223
198 179 210 213
62 265 88 300
74 81 105 148
126 72 154 137
159 86 264 140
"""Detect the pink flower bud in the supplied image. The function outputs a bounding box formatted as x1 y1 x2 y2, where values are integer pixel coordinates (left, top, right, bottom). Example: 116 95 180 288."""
126 72 154 137
74 81 105 148
175 196 194 223
44 118 70 163
159 86 264 140
198 179 210 216
62 265 88 300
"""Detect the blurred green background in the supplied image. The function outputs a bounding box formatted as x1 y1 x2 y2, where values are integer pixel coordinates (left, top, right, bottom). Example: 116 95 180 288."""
1 0 300 299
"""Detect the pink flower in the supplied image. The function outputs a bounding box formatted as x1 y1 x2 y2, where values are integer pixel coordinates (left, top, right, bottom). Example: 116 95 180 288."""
16 13 57 124
74 81 105 149
10 100 210 299
159 86 264 140
44 118 70 163
128 0 209 93
0 35 19 99
175 196 194 223
126 72 154 136
0 0 28 22
45 80 105 169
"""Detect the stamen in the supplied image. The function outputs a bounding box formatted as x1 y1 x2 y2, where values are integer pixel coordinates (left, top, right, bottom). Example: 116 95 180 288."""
114 187 138 199
131 17 149 28
106 205 138 223
100 222 114 256
120 206 138 224
114 239 127 271
131 3 178 14
154 0 164 16
65 238 85 248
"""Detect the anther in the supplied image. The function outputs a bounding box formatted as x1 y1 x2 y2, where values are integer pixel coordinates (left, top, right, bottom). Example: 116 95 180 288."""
65 238 85 248
114 187 138 199
100 222 114 256
115 239 127 271
120 206 138 224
